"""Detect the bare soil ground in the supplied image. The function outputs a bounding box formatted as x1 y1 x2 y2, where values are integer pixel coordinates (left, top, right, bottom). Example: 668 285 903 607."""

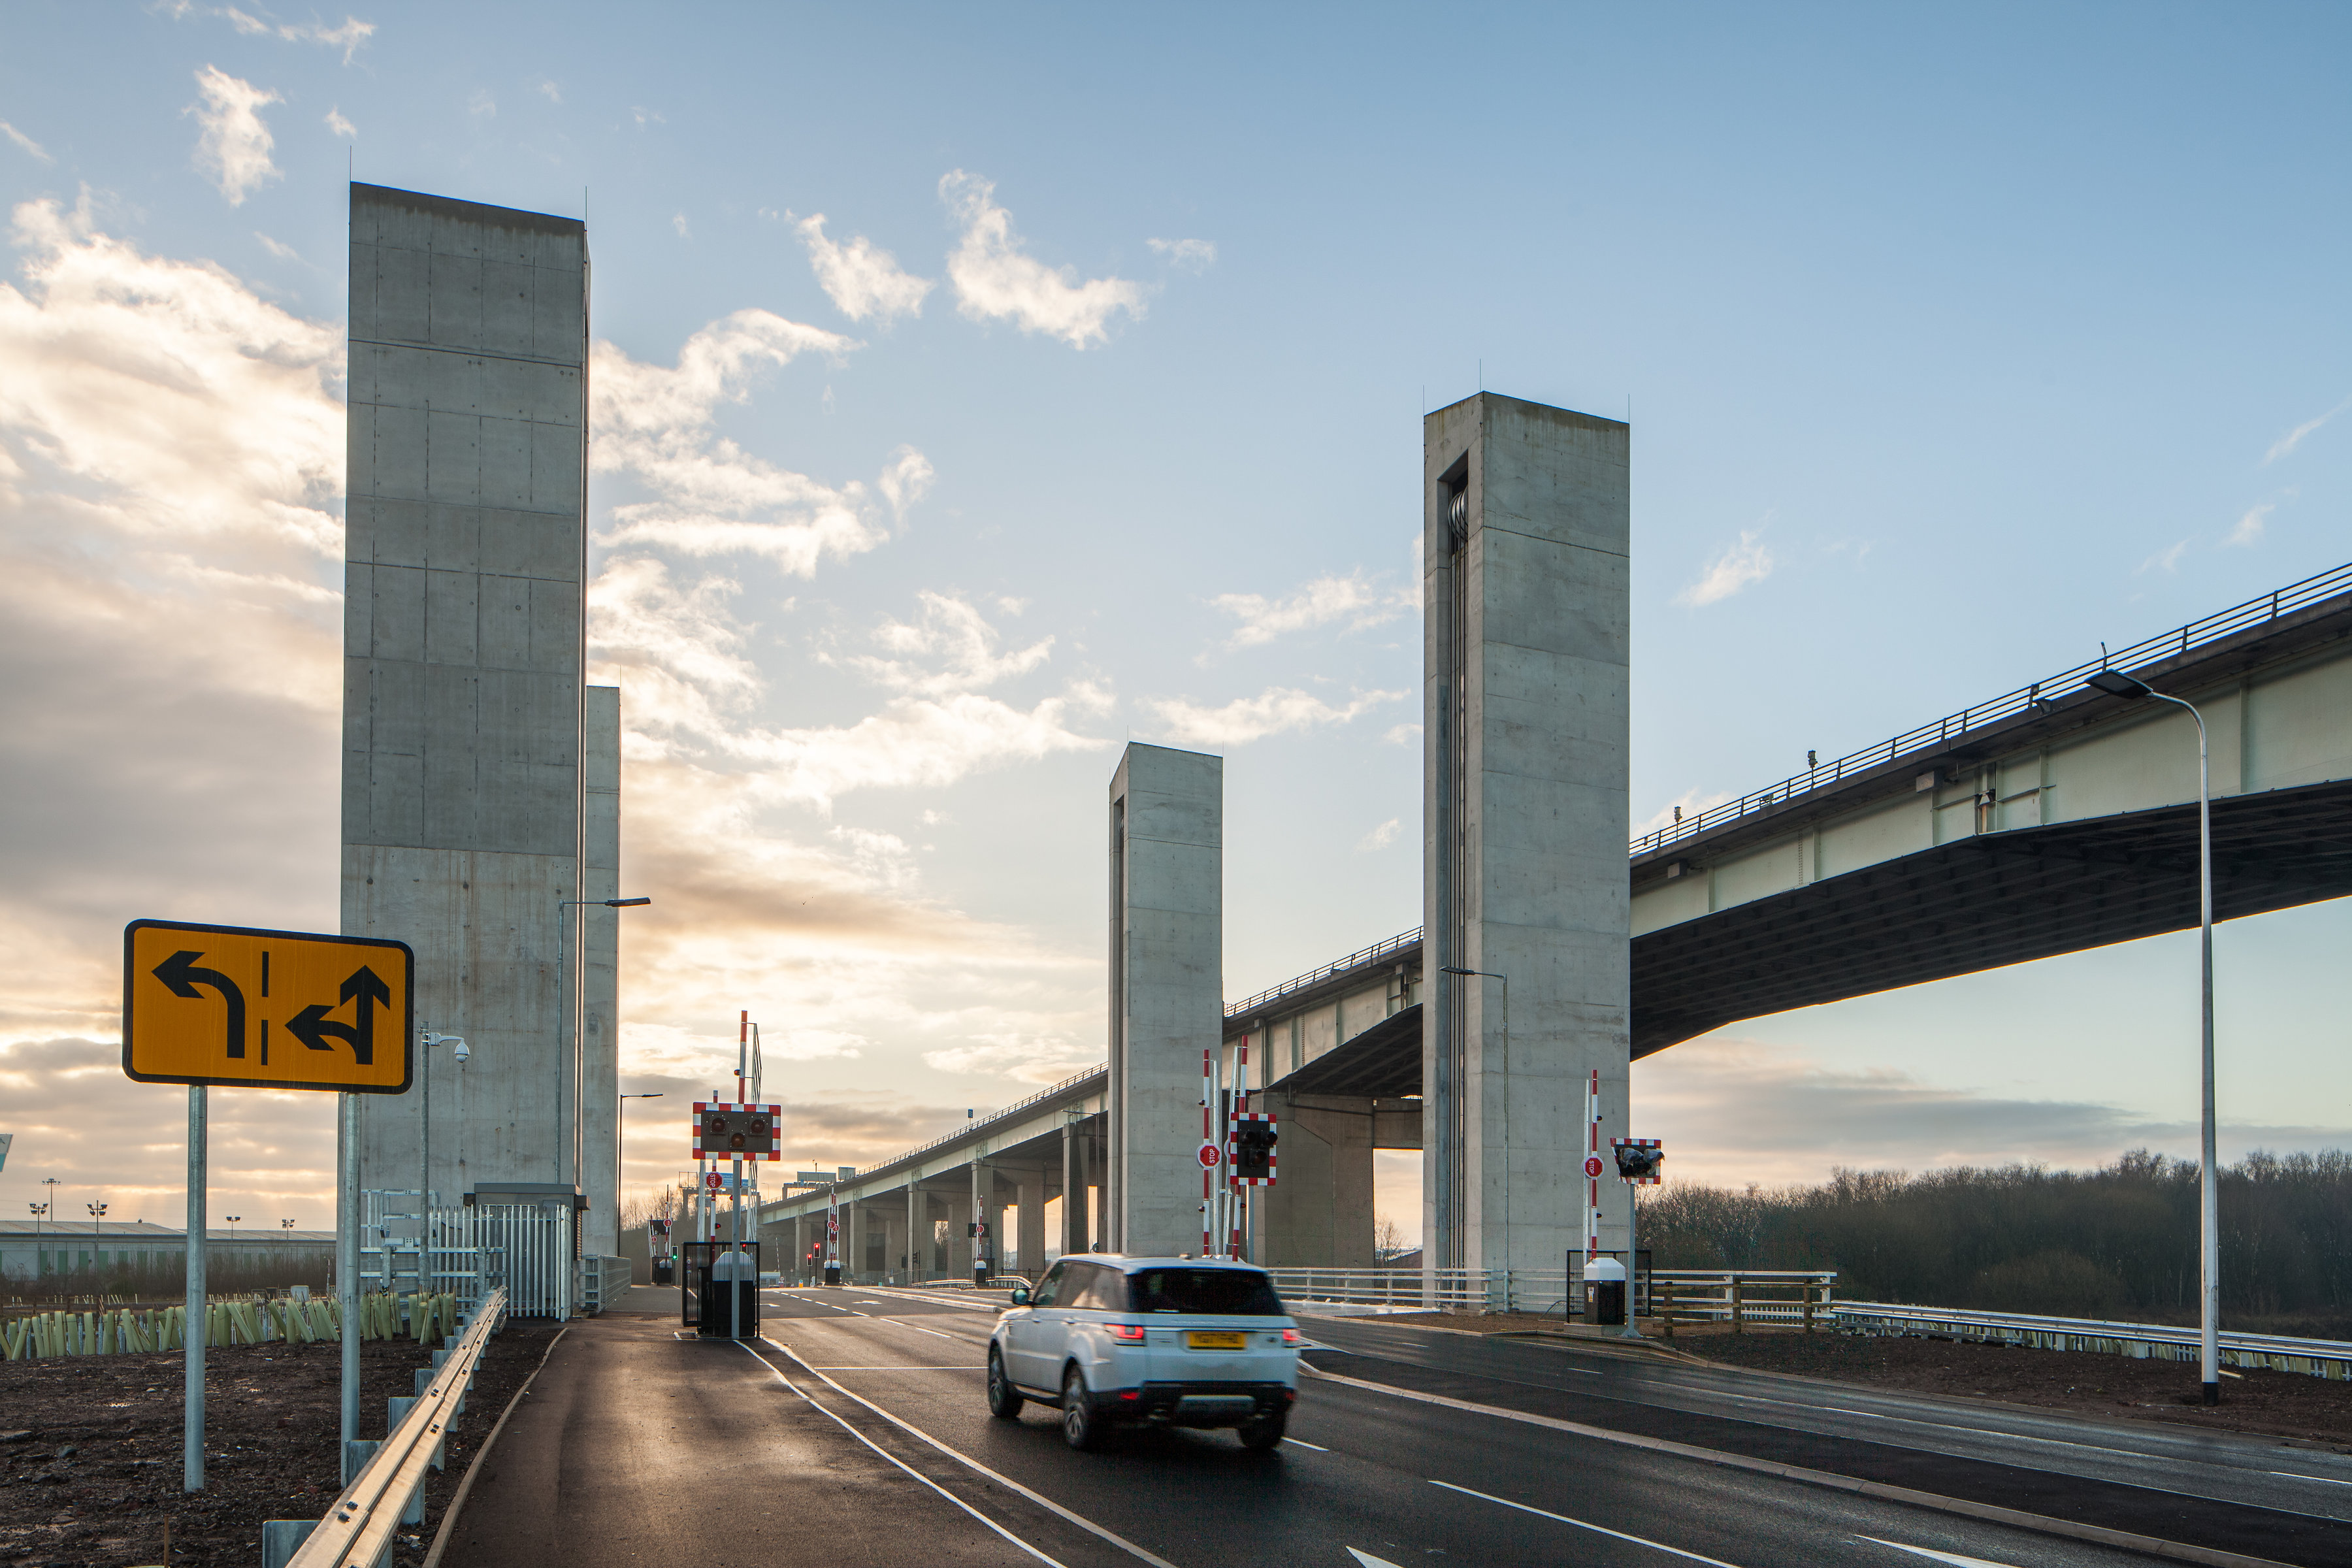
1347 1313 2352 1450
0 1318 561 1567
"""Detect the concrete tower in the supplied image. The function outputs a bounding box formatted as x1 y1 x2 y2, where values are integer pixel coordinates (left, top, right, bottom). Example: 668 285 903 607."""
1422 393 1631 1275
1107 743 1222 1258
340 184 623 1252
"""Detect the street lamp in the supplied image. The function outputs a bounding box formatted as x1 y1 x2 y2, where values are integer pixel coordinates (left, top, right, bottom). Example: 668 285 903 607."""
558 896 653 1238
619 1093 664 1245
2086 666 2220 1406
87 1201 106 1237
281 1219 295 1230
225 1216 241 1241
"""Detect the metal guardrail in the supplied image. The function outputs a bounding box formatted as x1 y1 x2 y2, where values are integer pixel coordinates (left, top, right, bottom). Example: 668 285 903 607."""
1227 927 1424 1020
1629 559 2352 858
1832 1301 2352 1381
1266 1266 1838 1324
824 1065 1105 1188
286 1286 508 1568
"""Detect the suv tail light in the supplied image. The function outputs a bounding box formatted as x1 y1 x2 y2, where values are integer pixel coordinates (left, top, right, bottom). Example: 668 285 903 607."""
1281 1328 1302 1345
1105 1322 1147 1343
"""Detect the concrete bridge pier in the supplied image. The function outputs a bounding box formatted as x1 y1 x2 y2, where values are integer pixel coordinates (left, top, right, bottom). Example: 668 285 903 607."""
1424 393 1632 1276
1108 743 1223 1257
1015 1171 1046 1277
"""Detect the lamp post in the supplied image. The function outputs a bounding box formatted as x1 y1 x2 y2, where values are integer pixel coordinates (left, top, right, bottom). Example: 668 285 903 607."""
557 895 652 1244
619 1093 664 1258
2086 666 2220 1405
225 1216 240 1242
281 1219 295 1230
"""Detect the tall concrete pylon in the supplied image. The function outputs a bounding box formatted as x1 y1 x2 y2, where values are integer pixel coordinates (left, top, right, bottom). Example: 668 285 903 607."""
340 184 623 1252
1422 394 1631 1276
1107 743 1222 1258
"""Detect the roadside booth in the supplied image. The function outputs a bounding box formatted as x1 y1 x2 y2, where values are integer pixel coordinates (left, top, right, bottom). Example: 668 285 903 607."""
683 1241 761 1338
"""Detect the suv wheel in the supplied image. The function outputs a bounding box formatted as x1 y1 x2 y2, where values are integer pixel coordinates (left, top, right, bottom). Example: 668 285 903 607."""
1237 1410 1286 1451
986 1348 1023 1419
1060 1365 1101 1450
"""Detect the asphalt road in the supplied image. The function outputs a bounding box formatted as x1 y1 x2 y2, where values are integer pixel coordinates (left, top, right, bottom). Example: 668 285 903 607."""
687 1286 2352 1568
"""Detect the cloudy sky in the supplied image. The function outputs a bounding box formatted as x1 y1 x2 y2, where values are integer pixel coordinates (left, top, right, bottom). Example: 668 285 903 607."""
1 3 2347 1241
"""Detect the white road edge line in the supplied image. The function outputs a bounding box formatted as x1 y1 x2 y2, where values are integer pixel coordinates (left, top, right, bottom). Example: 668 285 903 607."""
1857 1535 2025 1568
1299 1366 2298 1568
731 1339 1068 1568
762 1334 1182 1568
808 1366 988 1371
1429 1479 1746 1568
1281 1437 1330 1451
2269 1471 2352 1486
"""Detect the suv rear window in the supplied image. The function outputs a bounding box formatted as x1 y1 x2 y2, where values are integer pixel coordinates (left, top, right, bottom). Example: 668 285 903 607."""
1124 1267 1284 1316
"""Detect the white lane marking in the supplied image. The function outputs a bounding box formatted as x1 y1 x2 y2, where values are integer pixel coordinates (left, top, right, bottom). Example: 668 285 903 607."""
2270 1470 2352 1486
1430 1480 1746 1568
1282 1436 1330 1451
1857 1537 2024 1568
873 1319 962 1341
1347 1552 1406 1567
732 1339 1068 1567
809 1365 987 1371
761 1335 1181 1568
1634 1382 2152 1460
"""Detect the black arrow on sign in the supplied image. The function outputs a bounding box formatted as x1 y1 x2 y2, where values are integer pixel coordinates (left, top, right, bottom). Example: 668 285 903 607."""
287 965 393 1066
153 950 247 1059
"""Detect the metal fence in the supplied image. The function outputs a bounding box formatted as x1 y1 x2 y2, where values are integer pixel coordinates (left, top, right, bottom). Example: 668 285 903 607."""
1629 559 2352 858
1266 1266 1837 1325
1832 1302 2352 1382
361 1198 575 1319
580 1254 632 1315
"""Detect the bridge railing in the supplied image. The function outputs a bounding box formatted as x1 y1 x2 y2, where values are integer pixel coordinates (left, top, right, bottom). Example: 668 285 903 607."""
1227 927 1424 1021
1832 1301 2352 1382
1265 1266 1837 1324
1629 559 2352 860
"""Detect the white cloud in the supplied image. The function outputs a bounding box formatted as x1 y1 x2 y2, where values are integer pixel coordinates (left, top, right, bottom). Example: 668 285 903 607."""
631 106 664 128
323 107 355 138
172 5 375 63
1150 685 1405 748
845 591 1055 698
591 310 940 577
537 80 562 104
1355 818 1401 853
0 122 52 163
1147 237 1216 273
1675 527 1773 608
2263 395 2351 465
188 66 282 206
940 171 1146 348
797 215 933 324
1382 723 1422 747
2134 538 2190 575
1208 569 1414 649
2225 502 2272 547
255 231 301 262
922 1036 1102 1085
468 88 497 119
673 212 691 240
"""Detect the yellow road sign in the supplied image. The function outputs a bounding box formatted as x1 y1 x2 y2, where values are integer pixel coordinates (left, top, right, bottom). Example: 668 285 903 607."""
123 920 414 1093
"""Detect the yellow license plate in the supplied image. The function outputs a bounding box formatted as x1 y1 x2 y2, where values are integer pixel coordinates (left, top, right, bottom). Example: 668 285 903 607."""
1187 1331 1247 1350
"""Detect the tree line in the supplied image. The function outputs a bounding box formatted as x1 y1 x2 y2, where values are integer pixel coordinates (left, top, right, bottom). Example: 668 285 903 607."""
1639 1149 2352 1338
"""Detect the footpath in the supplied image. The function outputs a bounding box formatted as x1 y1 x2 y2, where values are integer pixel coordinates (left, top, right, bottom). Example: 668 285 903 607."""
433 1300 1036 1568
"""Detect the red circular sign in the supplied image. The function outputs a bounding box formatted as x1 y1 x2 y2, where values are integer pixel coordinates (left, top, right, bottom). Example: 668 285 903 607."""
1197 1143 1223 1169
1583 1156 1605 1179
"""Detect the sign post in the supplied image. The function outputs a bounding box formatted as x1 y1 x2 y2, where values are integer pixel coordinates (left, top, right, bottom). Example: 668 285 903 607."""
122 919 414 1493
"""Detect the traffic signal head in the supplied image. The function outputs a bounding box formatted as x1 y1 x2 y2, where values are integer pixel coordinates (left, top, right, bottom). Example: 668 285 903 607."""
1613 1143 1663 1181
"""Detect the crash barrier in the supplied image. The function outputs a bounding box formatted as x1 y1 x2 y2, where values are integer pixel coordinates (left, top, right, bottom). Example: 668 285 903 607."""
275 1287 508 1568
580 1255 633 1315
1263 1266 1837 1328
1831 1301 2352 1382
1 1290 460 1360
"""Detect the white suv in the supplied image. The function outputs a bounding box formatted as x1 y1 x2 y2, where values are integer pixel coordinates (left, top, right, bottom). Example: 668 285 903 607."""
987 1255 1301 1450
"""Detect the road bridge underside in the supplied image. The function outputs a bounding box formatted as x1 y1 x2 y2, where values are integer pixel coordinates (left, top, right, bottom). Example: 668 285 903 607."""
1635 777 2352 1055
